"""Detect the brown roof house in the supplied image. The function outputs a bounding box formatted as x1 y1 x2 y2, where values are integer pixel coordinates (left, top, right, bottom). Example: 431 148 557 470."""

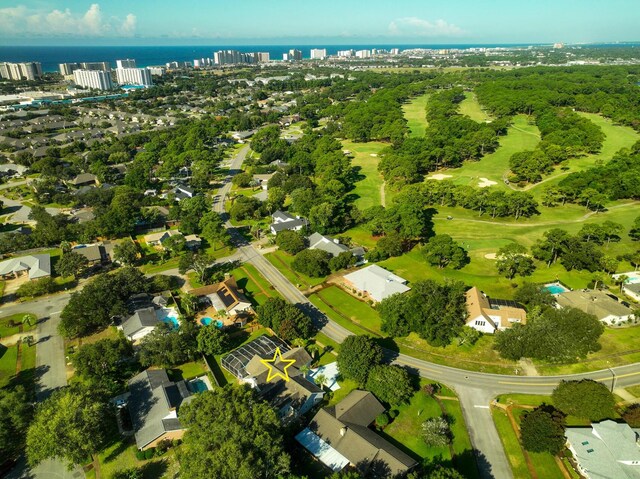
221 335 324 421
127 369 193 450
190 276 252 317
296 390 417 477
465 287 527 334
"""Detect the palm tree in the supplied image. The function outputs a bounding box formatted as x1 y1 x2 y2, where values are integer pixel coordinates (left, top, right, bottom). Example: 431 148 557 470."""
315 373 327 390
22 314 34 328
616 275 629 293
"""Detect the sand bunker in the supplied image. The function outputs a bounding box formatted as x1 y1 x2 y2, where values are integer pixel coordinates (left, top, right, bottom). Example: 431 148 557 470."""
478 177 497 188
370 153 378 157
428 174 453 181
484 253 497 260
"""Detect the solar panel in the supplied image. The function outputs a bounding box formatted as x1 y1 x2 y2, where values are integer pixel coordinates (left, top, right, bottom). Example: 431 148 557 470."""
221 335 289 378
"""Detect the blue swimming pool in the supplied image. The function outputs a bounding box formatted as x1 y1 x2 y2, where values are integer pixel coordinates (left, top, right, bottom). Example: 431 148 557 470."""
188 378 209 393
200 317 223 328
161 315 180 329
544 283 569 295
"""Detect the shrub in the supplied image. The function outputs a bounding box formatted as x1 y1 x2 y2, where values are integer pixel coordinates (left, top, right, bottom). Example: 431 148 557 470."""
389 409 399 419
16 276 57 298
144 448 155 460
375 412 389 428
135 450 145 461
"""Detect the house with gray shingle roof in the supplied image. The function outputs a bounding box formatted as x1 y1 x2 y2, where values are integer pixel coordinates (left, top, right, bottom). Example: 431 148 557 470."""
119 307 160 342
308 232 349 257
343 265 410 303
566 420 640 479
296 390 417 476
0 253 51 280
556 290 634 325
269 210 308 234
127 369 193 450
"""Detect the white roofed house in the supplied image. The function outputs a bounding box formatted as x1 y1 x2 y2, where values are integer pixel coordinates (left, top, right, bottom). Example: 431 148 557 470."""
269 210 308 235
343 265 410 303
143 230 181 248
0 254 51 280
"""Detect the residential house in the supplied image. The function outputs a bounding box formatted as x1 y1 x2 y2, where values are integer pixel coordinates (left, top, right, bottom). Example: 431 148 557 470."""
143 230 181 247
231 130 256 142
565 420 640 479
307 232 365 263
119 307 160 342
72 243 109 265
252 173 274 191
127 369 192 450
465 287 527 334
221 336 324 420
296 390 418 476
184 234 202 251
171 184 195 201
269 210 308 234
0 253 51 280
623 283 640 302
190 276 252 318
343 265 410 303
613 273 640 302
67 173 99 188
556 290 634 325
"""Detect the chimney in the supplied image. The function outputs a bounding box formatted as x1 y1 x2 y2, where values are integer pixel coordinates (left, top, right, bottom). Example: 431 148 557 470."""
340 427 348 437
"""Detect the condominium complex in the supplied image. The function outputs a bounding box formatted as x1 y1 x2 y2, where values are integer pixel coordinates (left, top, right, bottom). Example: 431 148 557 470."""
257 52 270 63
80 62 111 71
284 49 303 61
115 68 153 86
0 62 43 81
355 49 372 59
147 66 166 76
73 69 114 90
310 48 327 60
116 59 137 69
337 49 355 58
213 50 259 65
59 62 81 76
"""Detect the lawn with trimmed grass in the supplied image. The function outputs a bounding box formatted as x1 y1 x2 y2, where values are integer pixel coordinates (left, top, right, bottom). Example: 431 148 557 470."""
0 313 36 337
309 294 371 337
426 114 540 191
313 286 382 335
402 93 430 138
230 264 280 306
0 345 17 387
168 358 208 381
264 250 327 290
342 140 387 210
492 407 532 479
458 92 492 123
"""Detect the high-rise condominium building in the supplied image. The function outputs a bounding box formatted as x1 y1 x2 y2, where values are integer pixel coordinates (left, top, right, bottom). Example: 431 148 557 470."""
59 63 80 76
0 62 42 81
80 62 111 71
310 49 327 60
213 50 258 65
116 59 137 69
115 68 153 86
355 50 372 59
73 69 114 90
288 49 303 61
147 67 166 76
257 52 270 63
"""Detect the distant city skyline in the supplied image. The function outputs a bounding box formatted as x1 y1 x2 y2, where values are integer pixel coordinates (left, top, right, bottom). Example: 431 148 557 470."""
0 1 638 46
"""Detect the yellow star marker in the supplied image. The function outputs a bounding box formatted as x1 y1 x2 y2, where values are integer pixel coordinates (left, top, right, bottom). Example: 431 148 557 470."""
261 347 296 382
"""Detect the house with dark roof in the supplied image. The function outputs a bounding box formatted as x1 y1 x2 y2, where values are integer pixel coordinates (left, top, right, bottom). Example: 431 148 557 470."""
307 232 366 264
72 244 109 265
127 369 192 450
67 173 99 188
189 276 252 317
119 307 160 342
221 336 324 420
297 390 417 476
270 210 308 234
465 286 527 334
566 420 640 479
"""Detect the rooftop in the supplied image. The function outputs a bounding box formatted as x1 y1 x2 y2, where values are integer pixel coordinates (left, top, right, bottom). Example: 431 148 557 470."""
343 265 410 302
0 253 51 280
556 290 633 321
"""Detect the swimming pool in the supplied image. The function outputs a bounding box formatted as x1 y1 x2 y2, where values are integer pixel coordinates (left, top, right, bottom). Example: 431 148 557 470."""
161 315 179 329
544 283 569 295
200 317 223 328
188 378 209 394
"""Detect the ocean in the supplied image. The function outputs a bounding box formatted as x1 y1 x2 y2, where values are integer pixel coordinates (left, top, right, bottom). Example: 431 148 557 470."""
0 44 539 72
0 43 636 73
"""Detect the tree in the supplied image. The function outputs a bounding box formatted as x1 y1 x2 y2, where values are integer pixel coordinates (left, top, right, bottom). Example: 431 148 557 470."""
457 326 481 346
495 243 535 279
0 386 33 460
365 365 414 405
197 327 230 356
26 386 113 468
421 416 451 447
256 298 313 340
520 405 566 454
421 235 468 269
113 239 138 266
337 335 383 385
623 404 640 427
72 337 134 387
199 212 230 250
276 230 306 255
112 467 143 479
329 251 357 272
513 283 555 310
138 322 199 368
179 386 291 479
291 249 331 277
552 380 615 421
162 234 186 257
178 252 213 283
630 216 640 241
55 251 89 278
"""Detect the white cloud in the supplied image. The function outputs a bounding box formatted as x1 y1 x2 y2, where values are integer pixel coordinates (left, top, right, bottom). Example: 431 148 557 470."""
0 3 136 37
388 17 464 37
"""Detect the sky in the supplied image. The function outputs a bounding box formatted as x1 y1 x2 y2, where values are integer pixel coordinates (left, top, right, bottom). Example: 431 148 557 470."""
0 0 638 46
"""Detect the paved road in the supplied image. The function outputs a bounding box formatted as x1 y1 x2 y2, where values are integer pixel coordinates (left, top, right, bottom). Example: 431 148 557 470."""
2 293 84 479
0 195 61 224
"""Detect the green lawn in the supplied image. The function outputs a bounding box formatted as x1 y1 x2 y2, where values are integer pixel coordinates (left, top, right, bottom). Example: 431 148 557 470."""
492 407 532 479
342 140 387 209
168 358 208 381
458 92 492 123
402 93 430 137
0 345 18 387
231 264 281 306
309 294 372 337
0 313 36 337
264 250 327 290
313 286 382 335
427 114 540 191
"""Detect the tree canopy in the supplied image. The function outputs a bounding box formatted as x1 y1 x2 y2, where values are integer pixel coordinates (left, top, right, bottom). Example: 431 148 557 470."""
552 380 616 421
337 335 383 386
